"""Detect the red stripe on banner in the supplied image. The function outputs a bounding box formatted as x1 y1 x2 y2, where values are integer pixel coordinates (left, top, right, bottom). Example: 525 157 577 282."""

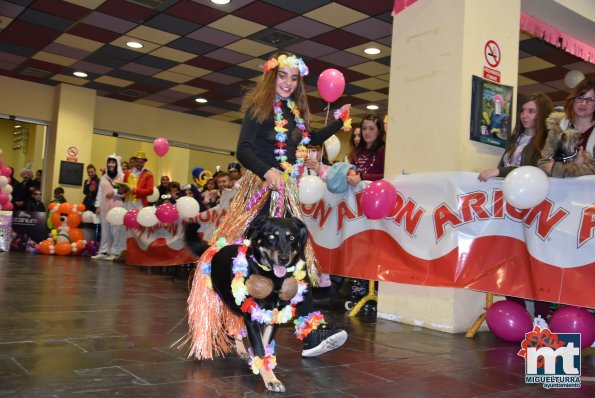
312 231 594 308
126 237 197 266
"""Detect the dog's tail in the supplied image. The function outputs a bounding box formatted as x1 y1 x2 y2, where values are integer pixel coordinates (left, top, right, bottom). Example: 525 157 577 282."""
185 223 209 258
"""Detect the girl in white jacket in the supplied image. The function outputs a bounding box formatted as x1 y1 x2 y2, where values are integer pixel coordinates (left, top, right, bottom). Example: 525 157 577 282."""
92 154 124 261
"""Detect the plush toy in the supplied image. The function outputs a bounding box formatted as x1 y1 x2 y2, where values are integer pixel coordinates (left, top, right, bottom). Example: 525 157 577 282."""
38 202 87 256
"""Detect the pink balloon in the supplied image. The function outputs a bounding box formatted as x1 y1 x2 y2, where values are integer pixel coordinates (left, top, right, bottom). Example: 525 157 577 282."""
361 180 397 219
123 209 140 229
3 201 13 211
156 203 179 223
317 68 346 103
0 166 11 177
486 301 533 342
0 192 8 205
153 138 169 157
550 306 595 348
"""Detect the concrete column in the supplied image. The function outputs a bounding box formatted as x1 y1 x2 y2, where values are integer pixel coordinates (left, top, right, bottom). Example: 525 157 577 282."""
379 0 521 333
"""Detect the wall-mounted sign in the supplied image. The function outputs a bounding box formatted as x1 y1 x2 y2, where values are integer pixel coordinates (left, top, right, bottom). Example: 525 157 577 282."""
67 146 78 162
483 40 502 82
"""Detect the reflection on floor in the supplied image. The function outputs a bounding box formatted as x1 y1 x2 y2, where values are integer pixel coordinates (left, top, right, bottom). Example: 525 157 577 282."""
0 252 592 397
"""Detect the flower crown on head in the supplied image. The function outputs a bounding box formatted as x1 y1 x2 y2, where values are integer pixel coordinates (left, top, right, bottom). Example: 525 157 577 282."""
263 54 309 77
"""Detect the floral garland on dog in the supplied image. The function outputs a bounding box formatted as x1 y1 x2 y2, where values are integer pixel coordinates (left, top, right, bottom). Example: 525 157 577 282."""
199 237 309 325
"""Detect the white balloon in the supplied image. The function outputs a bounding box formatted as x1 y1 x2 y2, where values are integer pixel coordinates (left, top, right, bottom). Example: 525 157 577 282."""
176 196 200 218
299 175 325 205
106 206 126 225
82 210 95 223
147 186 159 203
0 176 7 187
564 69 585 89
503 166 550 209
137 206 158 227
2 184 12 194
324 135 341 162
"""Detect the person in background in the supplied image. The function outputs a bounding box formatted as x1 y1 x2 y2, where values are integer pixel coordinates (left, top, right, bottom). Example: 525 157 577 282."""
201 178 219 209
82 164 99 213
25 189 45 212
215 171 232 193
92 154 124 261
32 169 42 191
49 187 67 206
227 162 242 182
123 151 154 209
158 181 180 205
345 127 361 164
347 114 386 186
121 161 130 173
479 93 553 181
538 78 595 177
13 169 35 210
157 175 170 195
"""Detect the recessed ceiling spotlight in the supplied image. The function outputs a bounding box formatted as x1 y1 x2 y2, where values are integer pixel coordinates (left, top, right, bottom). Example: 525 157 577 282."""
14 124 22 129
73 71 88 78
211 0 231 4
195 98 208 103
126 41 144 49
366 104 379 110
364 47 381 55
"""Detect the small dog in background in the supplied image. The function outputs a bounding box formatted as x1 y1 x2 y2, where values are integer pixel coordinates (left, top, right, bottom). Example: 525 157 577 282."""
551 130 582 162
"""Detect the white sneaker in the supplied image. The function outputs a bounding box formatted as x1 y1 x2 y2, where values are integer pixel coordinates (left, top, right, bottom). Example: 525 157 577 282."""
91 253 108 260
106 254 117 261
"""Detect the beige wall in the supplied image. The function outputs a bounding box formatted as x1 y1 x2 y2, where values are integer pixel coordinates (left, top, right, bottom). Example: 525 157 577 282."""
0 75 242 203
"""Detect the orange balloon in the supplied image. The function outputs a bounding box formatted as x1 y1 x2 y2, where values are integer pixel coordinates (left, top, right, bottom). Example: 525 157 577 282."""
51 212 62 229
76 204 86 212
67 213 81 228
58 203 73 214
55 242 72 256
48 203 57 211
39 240 51 255
68 228 84 242
72 240 84 256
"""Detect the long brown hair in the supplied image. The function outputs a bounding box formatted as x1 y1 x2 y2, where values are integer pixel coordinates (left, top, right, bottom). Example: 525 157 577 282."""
354 114 386 156
564 78 595 122
240 52 311 126
505 93 552 161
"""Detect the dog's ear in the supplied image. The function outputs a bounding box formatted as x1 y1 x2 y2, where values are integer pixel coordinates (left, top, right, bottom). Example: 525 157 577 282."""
293 218 308 259
247 214 267 243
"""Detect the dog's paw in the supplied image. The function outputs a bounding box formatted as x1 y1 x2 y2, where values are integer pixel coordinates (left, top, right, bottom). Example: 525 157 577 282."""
266 381 285 393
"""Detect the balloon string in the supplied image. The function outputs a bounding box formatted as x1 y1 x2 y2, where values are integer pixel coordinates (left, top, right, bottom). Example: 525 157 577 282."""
324 103 330 125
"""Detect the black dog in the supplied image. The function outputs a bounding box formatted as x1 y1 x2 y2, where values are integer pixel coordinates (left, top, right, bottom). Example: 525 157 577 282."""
552 130 582 162
185 216 308 392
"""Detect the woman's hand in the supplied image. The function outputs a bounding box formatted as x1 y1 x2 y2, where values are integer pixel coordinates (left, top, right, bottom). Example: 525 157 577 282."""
346 173 361 186
574 146 591 165
264 168 284 190
478 168 499 182
541 160 555 176
105 190 114 199
341 104 351 113
95 208 100 215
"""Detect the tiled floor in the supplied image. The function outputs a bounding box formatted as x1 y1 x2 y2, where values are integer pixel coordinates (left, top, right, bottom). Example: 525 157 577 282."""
0 252 592 397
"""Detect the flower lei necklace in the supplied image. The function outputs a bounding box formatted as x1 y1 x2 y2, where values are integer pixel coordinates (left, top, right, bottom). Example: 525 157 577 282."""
200 237 308 325
273 96 311 181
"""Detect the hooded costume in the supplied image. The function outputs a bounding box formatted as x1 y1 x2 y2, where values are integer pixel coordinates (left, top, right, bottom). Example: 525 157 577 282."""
95 154 125 257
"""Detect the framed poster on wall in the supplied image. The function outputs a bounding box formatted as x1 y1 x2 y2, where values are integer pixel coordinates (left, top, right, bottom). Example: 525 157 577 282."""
58 160 84 186
470 76 513 148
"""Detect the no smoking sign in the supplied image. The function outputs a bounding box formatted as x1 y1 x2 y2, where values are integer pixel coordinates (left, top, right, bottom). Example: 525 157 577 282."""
484 40 501 68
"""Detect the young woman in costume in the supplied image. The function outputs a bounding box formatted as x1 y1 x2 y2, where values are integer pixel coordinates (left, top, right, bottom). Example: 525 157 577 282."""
184 52 352 366
347 113 386 186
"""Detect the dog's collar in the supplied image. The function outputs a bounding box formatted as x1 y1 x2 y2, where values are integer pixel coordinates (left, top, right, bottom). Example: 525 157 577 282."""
550 148 578 162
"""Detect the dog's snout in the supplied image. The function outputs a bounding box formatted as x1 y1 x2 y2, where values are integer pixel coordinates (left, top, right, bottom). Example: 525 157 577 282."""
278 255 290 265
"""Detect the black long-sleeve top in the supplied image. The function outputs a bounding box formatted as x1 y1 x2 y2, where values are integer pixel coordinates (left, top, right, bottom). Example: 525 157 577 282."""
237 102 344 179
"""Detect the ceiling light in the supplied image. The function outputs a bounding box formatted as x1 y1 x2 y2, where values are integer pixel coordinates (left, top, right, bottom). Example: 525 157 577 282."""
211 0 231 4
14 124 22 128
364 47 381 55
73 71 88 78
195 98 208 103
366 104 379 110
126 41 144 49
